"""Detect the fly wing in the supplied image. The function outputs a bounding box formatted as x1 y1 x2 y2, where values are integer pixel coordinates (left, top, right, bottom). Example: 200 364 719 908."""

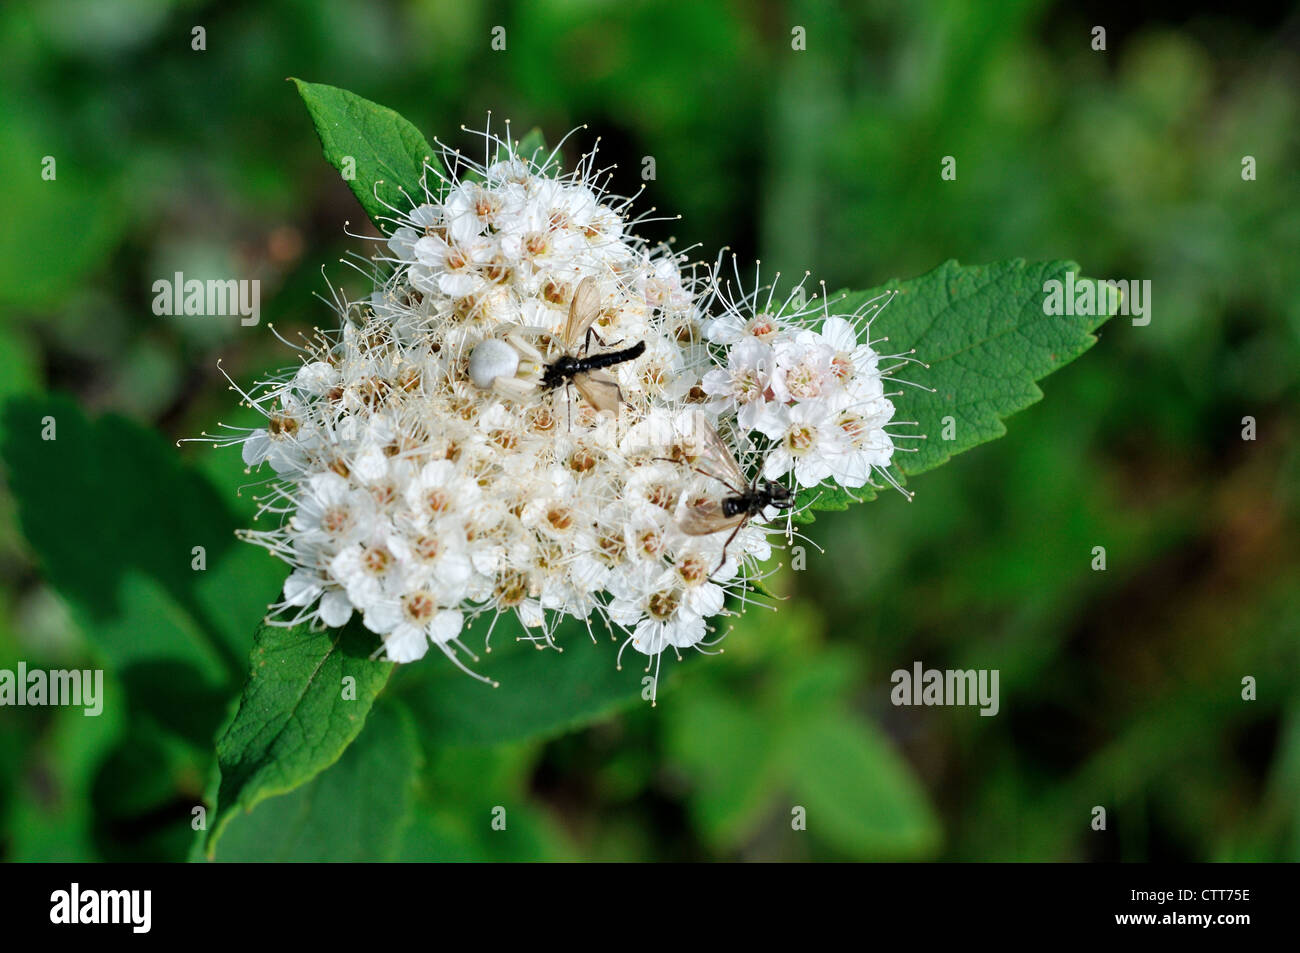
564 276 601 349
676 494 745 536
688 418 747 494
573 370 623 415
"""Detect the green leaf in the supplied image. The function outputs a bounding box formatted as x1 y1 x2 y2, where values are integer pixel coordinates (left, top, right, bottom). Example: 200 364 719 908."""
803 259 1115 516
395 799 571 861
784 711 941 858
664 686 779 850
0 394 280 853
513 126 563 175
395 746 573 861
0 328 40 412
0 98 129 310
0 395 276 684
290 78 442 231
206 700 420 862
5 679 126 861
206 619 392 855
91 716 212 861
393 614 651 747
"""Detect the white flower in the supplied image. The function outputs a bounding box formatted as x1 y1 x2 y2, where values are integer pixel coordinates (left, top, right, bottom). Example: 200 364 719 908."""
670 543 729 616
820 389 897 488
411 233 492 297
366 594 464 663
293 361 341 396
701 336 774 430
386 204 440 262
755 399 846 488
239 394 320 474
290 472 376 549
443 182 507 243
770 330 834 404
705 309 783 346
281 568 355 628
330 536 402 613
468 338 521 389
608 563 706 655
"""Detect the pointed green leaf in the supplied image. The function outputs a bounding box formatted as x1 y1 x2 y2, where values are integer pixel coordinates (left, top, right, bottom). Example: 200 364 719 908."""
0 395 277 684
206 700 419 862
514 126 563 175
664 686 780 850
206 619 392 855
291 78 442 231
802 259 1115 516
785 711 941 858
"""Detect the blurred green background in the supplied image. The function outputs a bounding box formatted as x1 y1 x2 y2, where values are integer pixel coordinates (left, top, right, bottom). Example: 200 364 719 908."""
1 0 1297 861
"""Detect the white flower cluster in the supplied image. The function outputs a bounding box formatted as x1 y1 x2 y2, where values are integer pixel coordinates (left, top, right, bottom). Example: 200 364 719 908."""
700 263 912 494
211 126 910 688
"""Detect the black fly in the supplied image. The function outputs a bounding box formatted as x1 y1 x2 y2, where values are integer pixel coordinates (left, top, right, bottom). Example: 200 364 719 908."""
671 419 796 573
541 276 645 414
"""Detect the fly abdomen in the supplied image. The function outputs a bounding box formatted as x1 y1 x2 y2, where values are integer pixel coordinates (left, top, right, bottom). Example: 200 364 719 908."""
573 340 645 375
542 340 646 388
721 495 749 519
722 492 770 519
721 485 794 520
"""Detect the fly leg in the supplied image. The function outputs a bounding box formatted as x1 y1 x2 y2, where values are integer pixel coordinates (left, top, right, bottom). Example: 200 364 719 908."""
651 458 744 496
712 517 743 577
584 326 624 353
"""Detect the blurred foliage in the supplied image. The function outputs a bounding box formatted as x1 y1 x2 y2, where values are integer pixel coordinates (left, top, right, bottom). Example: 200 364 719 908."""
0 0 1297 861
